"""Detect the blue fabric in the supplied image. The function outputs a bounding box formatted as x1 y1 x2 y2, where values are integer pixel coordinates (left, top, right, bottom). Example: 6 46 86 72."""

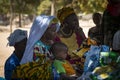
52 64 60 80
4 53 20 80
7 29 27 46
84 45 109 72
0 77 5 80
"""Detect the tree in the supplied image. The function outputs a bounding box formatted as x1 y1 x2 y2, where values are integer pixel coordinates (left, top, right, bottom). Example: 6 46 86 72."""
0 0 9 14
37 0 74 16
0 0 108 28
37 0 51 15
12 0 41 27
10 0 13 33
78 0 108 14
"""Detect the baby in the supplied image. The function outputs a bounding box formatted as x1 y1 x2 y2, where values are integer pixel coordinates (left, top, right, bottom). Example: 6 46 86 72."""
50 42 77 80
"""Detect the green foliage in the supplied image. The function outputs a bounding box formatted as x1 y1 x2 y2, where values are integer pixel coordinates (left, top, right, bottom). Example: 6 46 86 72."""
36 0 70 15
78 0 108 14
0 0 9 14
37 0 51 15
13 0 41 14
0 0 108 15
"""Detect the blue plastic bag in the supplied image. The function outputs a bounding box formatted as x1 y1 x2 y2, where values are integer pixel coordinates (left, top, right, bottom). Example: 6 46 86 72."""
84 45 109 72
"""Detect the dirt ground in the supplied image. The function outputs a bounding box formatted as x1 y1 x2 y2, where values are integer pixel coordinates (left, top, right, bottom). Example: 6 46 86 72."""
0 20 94 78
0 32 14 77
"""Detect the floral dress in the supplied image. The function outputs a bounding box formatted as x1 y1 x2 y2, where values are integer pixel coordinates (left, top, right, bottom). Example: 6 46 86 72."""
33 40 51 62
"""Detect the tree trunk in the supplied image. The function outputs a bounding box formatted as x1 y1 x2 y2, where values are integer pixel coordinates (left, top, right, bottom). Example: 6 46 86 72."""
51 0 55 16
18 12 22 27
10 0 13 33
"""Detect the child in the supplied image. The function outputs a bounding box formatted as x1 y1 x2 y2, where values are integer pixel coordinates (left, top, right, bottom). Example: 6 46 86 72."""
50 42 77 80
88 12 103 44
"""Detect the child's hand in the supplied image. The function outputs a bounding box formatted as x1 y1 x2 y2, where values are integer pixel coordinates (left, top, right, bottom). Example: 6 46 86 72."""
48 40 54 44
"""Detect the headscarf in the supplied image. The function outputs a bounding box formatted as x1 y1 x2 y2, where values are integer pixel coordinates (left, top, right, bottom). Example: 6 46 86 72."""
113 30 120 50
57 7 75 23
20 15 60 64
7 29 27 46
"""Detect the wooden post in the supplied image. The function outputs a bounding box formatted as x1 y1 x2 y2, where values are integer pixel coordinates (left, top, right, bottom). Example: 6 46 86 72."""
51 0 55 16
10 0 13 33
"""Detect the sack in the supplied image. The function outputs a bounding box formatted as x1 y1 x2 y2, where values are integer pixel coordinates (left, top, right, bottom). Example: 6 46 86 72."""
13 54 52 80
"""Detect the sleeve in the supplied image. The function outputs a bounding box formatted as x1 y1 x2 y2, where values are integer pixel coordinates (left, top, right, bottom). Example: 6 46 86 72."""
53 60 66 74
4 59 16 80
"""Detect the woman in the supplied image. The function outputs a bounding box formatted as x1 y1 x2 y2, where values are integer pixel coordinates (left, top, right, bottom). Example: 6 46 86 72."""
13 15 60 79
57 7 86 54
57 7 86 74
4 29 27 80
20 15 60 64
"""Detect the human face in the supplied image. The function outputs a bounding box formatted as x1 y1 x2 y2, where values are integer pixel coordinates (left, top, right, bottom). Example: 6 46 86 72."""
63 13 79 30
56 47 68 60
14 38 27 54
93 14 101 25
44 23 57 41
93 16 101 25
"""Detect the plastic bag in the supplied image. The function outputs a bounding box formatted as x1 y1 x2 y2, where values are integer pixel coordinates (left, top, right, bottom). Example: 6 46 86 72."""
84 45 109 72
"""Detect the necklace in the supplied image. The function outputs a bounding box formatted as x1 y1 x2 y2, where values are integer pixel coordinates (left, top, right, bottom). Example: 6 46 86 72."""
60 27 73 38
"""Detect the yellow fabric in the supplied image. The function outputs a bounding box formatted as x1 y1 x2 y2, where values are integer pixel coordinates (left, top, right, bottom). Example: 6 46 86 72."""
60 33 79 56
99 73 109 79
62 61 76 76
57 7 75 23
87 37 97 45
93 65 114 74
75 48 89 58
93 65 115 79
12 54 51 80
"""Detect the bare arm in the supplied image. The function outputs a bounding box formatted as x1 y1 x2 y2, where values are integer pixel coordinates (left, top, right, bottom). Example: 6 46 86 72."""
75 27 86 41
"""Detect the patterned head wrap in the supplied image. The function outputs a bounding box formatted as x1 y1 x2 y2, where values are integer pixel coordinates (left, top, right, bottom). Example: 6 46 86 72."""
20 15 60 64
57 7 75 23
7 29 27 46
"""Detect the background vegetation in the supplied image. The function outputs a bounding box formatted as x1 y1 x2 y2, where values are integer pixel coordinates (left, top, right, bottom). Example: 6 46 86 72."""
0 0 108 31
